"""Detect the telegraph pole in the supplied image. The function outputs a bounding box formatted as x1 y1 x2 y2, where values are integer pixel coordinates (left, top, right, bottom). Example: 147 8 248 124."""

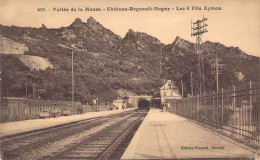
159 46 162 74
72 51 74 109
26 80 28 99
0 56 2 108
159 46 163 88
191 16 208 94
210 55 224 129
216 56 219 92
191 71 193 96
32 83 35 99
210 54 224 92
181 79 184 98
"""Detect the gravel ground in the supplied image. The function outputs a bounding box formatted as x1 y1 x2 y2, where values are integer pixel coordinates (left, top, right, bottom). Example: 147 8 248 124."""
0 108 135 137
13 115 132 160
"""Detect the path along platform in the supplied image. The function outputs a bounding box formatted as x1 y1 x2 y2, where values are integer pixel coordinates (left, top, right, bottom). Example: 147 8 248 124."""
122 108 258 159
0 108 135 137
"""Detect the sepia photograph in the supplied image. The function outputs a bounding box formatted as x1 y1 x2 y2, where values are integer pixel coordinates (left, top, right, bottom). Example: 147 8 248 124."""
0 0 259 159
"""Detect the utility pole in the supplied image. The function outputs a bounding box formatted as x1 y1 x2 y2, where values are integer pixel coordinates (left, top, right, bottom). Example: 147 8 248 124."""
191 71 193 96
181 79 184 98
159 46 162 74
0 56 2 108
210 54 224 91
72 51 74 110
26 80 28 99
157 46 163 90
32 83 35 99
210 54 224 129
155 45 163 94
191 16 208 94
216 56 219 92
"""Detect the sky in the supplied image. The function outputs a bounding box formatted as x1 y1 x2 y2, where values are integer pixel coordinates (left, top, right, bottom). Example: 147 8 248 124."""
0 0 259 57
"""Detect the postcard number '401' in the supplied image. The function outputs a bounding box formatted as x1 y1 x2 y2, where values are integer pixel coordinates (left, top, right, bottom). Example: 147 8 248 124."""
37 8 46 11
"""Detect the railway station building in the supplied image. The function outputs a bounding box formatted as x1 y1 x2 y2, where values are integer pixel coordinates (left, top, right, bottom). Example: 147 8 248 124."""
160 80 181 110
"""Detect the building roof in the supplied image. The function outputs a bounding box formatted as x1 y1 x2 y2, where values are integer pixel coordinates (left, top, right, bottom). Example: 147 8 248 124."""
160 80 179 91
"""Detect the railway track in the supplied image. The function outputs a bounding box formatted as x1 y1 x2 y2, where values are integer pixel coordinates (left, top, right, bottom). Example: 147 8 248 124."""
0 110 135 160
45 112 147 160
106 117 144 160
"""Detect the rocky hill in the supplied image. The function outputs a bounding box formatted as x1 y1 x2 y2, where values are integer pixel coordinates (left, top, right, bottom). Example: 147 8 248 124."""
0 17 259 103
162 36 259 95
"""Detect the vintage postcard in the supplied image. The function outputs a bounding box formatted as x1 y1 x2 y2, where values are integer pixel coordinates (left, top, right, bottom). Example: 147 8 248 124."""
0 0 259 159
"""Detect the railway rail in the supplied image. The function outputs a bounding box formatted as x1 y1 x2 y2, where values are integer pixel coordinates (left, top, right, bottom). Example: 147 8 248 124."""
106 117 144 160
45 112 147 160
0 110 138 159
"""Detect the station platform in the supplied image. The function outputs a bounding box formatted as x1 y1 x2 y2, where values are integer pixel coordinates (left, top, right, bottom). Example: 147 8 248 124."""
122 108 257 159
0 108 135 137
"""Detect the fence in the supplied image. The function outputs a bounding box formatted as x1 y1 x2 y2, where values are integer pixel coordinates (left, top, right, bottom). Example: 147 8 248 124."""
82 104 113 113
0 98 113 123
169 81 260 144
